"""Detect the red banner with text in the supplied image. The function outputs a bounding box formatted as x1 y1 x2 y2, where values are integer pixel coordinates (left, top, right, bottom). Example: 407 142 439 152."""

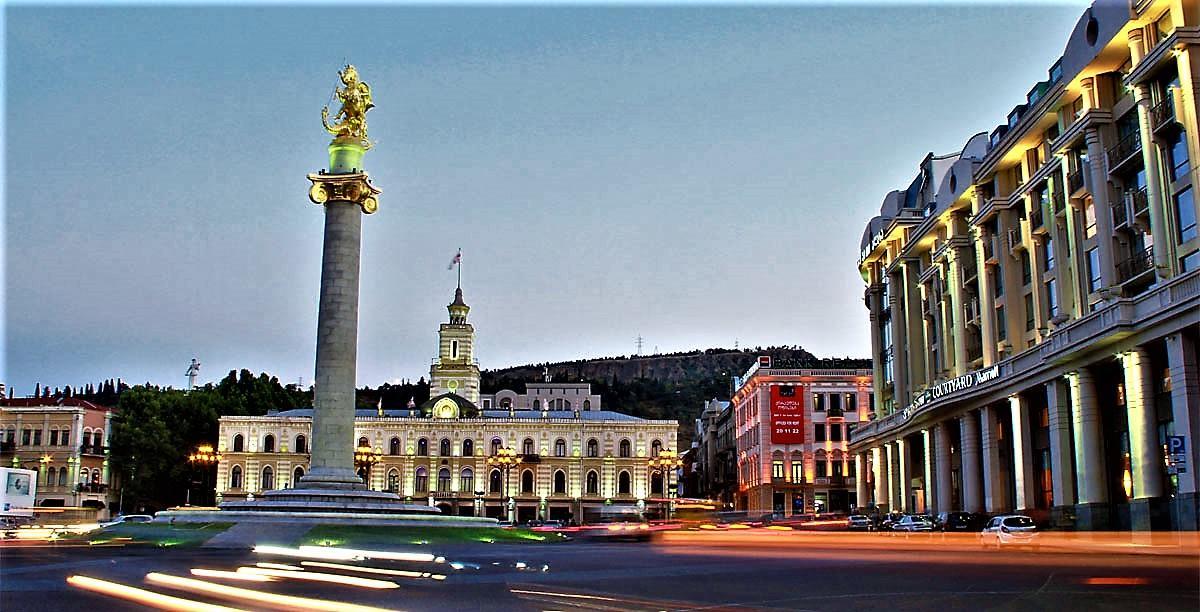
770 385 805 444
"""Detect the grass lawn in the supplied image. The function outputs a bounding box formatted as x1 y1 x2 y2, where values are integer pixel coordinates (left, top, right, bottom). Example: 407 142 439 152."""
89 522 234 547
300 525 569 547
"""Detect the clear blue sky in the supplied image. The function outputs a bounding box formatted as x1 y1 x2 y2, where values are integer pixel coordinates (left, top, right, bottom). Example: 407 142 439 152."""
4 2 1088 394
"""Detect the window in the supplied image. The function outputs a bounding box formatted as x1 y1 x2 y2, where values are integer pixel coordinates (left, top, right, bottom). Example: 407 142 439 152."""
1183 250 1200 272
651 440 662 457
230 465 243 489
49 430 58 446
415 467 428 492
617 471 631 495
533 399 541 410
1085 201 1097 238
991 268 1004 298
1025 294 1036 331
417 438 428 456
587 438 599 458
1046 279 1059 318
1176 187 1196 243
233 434 244 452
387 469 400 493
816 460 828 478
1168 130 1190 182
489 469 502 493
772 460 785 479
293 466 305 488
583 399 591 410
1021 251 1032 286
651 471 664 494
437 468 451 493
1087 248 1102 292
462 439 474 457
847 460 857 477
554 438 566 457
92 431 101 448
460 468 474 492
262 466 275 491
845 393 857 412
357 436 369 449
58 467 68 487
1043 237 1055 271
791 462 804 483
521 469 534 493
263 435 275 453
813 394 825 412
619 439 631 457
814 424 826 442
451 340 459 359
553 470 566 494
490 438 502 456
389 437 401 456
295 435 307 454
829 393 842 413
586 470 599 495
33 430 41 446
830 424 843 442
996 306 1007 342
439 438 451 457
60 428 68 446
522 438 535 455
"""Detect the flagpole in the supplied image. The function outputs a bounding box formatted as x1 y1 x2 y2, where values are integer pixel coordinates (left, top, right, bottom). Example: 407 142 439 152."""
457 248 462 290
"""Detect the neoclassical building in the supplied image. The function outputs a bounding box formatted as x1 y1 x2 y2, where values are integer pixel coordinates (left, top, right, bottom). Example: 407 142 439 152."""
215 288 677 522
852 0 1199 531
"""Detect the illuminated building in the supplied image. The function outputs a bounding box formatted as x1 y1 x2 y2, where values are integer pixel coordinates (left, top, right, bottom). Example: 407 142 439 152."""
215 287 677 523
730 359 873 515
0 398 116 515
852 0 1200 530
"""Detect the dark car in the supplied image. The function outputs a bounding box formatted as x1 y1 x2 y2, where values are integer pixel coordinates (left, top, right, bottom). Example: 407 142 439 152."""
879 512 905 531
935 512 973 532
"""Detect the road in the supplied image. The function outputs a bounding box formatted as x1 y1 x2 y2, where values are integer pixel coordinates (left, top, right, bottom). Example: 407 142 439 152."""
2 532 1197 611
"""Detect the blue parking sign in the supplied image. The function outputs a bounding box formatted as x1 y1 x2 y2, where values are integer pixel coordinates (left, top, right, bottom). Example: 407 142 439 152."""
1168 436 1186 454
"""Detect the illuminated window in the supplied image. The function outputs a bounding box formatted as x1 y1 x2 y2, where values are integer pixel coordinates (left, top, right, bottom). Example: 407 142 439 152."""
417 438 428 456
438 468 451 493
462 439 474 457
261 466 275 491
586 470 599 495
389 437 401 455
230 465 243 489
791 462 804 483
415 467 428 492
619 439 631 457
489 469 502 493
460 468 474 492
772 460 784 479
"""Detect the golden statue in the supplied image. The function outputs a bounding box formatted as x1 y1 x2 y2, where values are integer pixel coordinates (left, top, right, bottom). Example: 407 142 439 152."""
321 64 374 148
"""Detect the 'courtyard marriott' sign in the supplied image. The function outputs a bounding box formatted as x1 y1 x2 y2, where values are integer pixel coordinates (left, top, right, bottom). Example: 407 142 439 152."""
902 365 1002 420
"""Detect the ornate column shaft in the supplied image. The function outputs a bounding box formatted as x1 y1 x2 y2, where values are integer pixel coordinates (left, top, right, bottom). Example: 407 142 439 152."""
960 412 983 513
1046 378 1077 507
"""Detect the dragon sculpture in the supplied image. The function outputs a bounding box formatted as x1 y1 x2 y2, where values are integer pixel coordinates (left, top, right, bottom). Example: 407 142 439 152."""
321 64 374 148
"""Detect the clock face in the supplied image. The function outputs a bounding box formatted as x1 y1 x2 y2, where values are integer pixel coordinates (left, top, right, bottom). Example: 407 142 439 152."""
448 380 459 391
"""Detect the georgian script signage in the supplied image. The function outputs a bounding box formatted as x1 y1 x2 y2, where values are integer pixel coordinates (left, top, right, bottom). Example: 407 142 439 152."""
770 385 805 444
902 365 1002 420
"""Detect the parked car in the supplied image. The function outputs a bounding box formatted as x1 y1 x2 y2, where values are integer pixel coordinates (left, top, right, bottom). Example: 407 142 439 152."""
892 515 934 532
847 515 873 531
101 514 153 527
934 511 972 532
980 515 1038 549
878 512 906 531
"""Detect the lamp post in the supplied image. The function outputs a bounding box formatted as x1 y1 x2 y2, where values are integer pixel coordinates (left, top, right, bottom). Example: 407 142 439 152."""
647 448 683 521
486 447 520 522
353 445 382 490
187 444 220 506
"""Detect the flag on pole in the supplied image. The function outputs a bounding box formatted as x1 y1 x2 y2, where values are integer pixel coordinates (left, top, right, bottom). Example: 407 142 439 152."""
447 249 462 270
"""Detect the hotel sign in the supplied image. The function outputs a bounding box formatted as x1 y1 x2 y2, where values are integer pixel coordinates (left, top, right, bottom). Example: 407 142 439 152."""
902 365 1002 420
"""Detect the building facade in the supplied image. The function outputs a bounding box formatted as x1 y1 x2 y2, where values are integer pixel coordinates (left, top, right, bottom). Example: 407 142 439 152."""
215 288 677 523
0 398 117 516
853 0 1200 530
731 361 873 515
694 398 737 507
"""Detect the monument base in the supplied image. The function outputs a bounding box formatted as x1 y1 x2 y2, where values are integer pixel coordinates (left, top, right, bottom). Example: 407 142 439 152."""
219 487 440 515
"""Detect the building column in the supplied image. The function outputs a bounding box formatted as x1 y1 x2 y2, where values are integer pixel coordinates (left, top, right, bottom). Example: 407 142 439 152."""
896 438 911 513
960 412 983 513
1083 127 1118 289
1070 369 1110 529
921 428 934 513
1166 333 1200 529
1046 378 1077 511
1128 28 1175 278
972 225 998 367
934 422 953 512
947 246 969 376
855 453 868 510
888 270 910 408
901 259 927 390
867 285 888 421
884 443 897 511
1123 347 1165 531
872 446 888 511
1009 395 1036 511
979 404 1007 513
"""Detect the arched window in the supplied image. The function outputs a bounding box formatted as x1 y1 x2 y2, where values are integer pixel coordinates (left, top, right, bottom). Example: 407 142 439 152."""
489 469 502 493
587 438 599 457
586 470 599 495
389 437 401 456
651 440 662 457
295 435 307 454
92 469 101 483
232 434 244 452
522 438 535 455
462 439 474 457
60 426 69 446
415 467 429 492
387 469 400 493
263 434 275 453
553 470 566 494
358 436 370 448
44 467 55 486
261 466 275 491
618 471 631 495
521 469 534 493
554 438 566 457
583 399 591 410
230 465 243 489
533 399 541 410
439 438 451 457
451 340 459 359
500 398 512 409
437 468 451 493
92 431 102 449
619 439 631 458
417 438 429 456
58 467 67 487
293 466 305 488
460 468 474 493
490 438 502 456
651 471 664 495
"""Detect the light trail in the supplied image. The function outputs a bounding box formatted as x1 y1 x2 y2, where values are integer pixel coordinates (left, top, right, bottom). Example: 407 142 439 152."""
297 545 439 563
236 566 400 589
255 562 304 571
190 569 276 582
144 573 399 612
301 560 446 580
66 575 246 612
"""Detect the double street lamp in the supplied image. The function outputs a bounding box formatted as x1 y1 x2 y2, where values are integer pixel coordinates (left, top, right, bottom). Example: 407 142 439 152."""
647 448 683 521
486 447 520 522
354 445 382 488
187 444 220 506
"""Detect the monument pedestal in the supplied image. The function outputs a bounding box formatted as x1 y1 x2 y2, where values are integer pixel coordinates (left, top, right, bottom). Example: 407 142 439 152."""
219 487 439 515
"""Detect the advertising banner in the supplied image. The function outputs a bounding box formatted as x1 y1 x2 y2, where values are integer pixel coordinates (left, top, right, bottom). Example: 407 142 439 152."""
770 385 804 444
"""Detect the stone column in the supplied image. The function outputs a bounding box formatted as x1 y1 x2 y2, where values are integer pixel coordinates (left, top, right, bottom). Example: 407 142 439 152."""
867 285 888 421
884 443 897 511
872 446 888 511
1009 395 1036 511
1123 348 1164 500
888 270 909 408
934 422 953 512
1046 378 1077 509
855 453 868 509
947 245 969 376
921 429 934 513
896 438 911 513
1128 28 1174 278
1083 127 1118 289
1166 333 1200 529
960 412 983 513
901 259 927 390
973 226 998 367
979 404 1007 513
1070 369 1110 529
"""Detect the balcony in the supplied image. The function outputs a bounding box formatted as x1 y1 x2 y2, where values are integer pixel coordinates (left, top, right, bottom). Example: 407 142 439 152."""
1127 186 1150 218
1151 96 1177 133
1029 207 1044 231
1112 198 1129 228
76 482 109 494
1067 169 1085 195
981 236 996 263
80 444 107 456
1116 246 1155 285
1052 188 1066 213
1106 131 1142 173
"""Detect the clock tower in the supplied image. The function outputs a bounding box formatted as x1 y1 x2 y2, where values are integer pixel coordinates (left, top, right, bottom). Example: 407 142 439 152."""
429 286 480 404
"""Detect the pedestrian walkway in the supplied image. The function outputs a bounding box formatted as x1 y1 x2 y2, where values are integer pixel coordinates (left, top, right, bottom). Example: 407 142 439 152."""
202 522 312 548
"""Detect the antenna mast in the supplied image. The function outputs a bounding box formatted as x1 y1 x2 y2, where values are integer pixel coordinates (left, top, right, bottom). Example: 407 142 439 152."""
635 334 644 356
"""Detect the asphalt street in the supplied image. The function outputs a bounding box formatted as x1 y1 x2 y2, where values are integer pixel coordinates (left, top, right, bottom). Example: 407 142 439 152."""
1 535 1197 611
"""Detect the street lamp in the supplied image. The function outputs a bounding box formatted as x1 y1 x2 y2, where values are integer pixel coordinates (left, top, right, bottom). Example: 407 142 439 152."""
353 445 382 489
187 444 220 506
647 448 683 521
486 446 520 522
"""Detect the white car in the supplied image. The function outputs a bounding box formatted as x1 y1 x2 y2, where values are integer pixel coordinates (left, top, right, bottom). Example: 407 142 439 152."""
101 514 154 527
892 515 934 532
980 515 1038 549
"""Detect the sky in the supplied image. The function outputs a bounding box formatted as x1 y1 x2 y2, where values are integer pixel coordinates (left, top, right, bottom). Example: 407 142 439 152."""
4 2 1090 395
